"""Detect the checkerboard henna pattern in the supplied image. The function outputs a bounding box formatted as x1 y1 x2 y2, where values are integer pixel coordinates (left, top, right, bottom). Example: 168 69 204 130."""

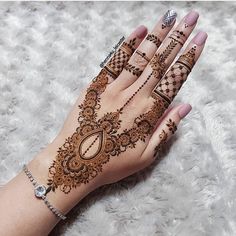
105 38 136 78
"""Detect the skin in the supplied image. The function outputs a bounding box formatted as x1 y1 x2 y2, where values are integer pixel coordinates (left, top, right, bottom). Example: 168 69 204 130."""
0 10 207 236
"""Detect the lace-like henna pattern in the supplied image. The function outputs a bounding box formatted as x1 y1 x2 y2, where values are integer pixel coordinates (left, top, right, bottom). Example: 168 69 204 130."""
151 46 196 104
124 63 143 77
47 67 168 193
146 34 162 48
47 45 195 194
105 38 136 78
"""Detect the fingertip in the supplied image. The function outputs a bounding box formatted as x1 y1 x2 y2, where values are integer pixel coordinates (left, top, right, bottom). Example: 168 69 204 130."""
135 25 148 39
192 31 208 46
178 103 192 119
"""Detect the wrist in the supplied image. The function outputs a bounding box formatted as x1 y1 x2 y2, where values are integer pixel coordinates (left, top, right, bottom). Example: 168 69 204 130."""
27 135 99 215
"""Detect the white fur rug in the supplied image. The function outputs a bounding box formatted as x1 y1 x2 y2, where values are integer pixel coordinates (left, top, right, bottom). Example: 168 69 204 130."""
1 2 236 236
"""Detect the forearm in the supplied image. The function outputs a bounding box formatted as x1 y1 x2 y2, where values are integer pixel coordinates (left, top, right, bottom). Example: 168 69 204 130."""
0 138 98 236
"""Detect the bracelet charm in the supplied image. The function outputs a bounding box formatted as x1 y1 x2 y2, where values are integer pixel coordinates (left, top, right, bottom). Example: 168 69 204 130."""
23 164 66 220
34 185 47 198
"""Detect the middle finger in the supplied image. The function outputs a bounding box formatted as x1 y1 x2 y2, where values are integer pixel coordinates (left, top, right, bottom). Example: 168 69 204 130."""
126 10 199 96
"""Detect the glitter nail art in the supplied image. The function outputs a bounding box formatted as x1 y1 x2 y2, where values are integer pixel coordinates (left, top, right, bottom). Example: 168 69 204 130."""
163 10 177 27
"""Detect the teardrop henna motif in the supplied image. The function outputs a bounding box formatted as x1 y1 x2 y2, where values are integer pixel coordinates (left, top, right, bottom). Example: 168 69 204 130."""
47 65 169 193
47 45 194 194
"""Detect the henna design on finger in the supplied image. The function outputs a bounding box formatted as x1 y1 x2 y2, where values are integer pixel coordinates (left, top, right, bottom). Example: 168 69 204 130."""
135 50 150 63
150 39 178 79
151 46 196 104
124 63 143 77
153 119 177 157
166 118 177 134
168 30 187 46
154 130 168 157
146 34 162 48
105 38 136 78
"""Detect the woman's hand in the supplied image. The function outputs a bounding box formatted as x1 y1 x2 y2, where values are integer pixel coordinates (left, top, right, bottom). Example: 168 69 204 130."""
0 9 207 236
37 10 207 193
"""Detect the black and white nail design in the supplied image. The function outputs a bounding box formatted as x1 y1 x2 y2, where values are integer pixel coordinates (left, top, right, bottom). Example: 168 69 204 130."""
163 10 177 27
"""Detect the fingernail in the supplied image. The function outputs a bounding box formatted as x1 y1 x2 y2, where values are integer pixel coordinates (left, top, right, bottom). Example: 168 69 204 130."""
178 104 192 119
163 9 177 26
193 31 208 46
184 11 199 26
135 25 148 39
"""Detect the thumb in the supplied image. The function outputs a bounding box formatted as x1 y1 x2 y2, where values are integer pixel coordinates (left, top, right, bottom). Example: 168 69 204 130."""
140 103 192 163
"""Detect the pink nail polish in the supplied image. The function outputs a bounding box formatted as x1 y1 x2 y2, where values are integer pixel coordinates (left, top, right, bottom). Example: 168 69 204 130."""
135 25 147 39
193 31 208 46
184 11 199 26
178 104 192 119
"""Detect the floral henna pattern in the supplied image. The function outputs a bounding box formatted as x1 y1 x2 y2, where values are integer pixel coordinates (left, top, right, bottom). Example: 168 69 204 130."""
47 67 168 194
47 44 196 194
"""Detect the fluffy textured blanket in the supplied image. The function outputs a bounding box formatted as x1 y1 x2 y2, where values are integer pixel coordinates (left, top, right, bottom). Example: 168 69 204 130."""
0 2 236 236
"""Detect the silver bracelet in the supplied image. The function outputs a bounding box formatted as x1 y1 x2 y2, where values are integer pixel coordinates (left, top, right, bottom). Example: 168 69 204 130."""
23 164 66 220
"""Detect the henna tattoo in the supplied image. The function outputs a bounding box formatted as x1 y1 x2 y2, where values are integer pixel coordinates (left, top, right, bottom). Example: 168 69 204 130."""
124 63 143 77
166 119 177 134
47 37 192 194
154 130 168 157
153 119 177 157
176 45 196 72
135 50 150 62
146 34 162 48
105 38 136 78
48 67 168 193
168 30 187 46
150 39 178 79
151 46 196 104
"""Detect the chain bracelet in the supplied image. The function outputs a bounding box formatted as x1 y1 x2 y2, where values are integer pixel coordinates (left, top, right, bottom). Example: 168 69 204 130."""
23 164 66 220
